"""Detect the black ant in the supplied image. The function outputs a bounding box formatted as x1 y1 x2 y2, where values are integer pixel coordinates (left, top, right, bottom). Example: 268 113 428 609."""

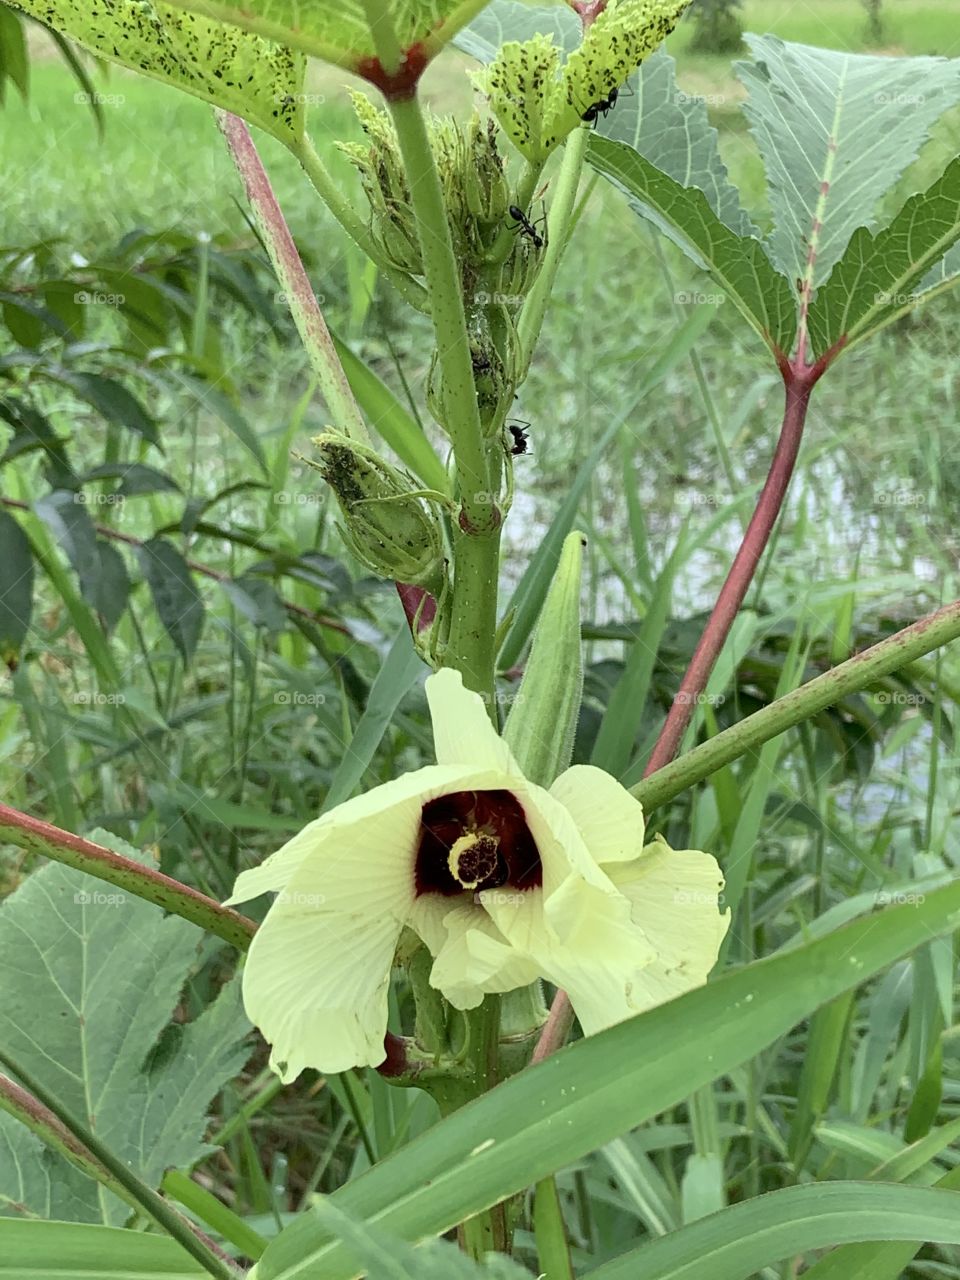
507 204 546 250
507 420 530 455
581 86 619 124
580 79 633 126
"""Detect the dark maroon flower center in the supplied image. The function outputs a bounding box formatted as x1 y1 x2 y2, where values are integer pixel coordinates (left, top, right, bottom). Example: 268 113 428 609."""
414 789 542 897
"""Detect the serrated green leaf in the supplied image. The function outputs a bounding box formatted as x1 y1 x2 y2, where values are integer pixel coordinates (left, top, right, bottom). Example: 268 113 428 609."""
0 1219 207 1277
586 135 797 355
600 49 754 237
6 0 306 148
457 0 578 59
138 537 205 665
0 509 33 663
34 493 130 630
0 834 249 1224
475 0 689 162
736 36 960 289
254 879 960 1280
220 575 287 631
808 155 960 358
156 0 492 72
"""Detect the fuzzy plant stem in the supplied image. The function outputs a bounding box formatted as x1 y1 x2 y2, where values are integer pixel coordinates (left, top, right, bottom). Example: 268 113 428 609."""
360 18 499 706
218 112 367 440
0 1048 239 1280
633 595 960 811
0 803 256 951
643 364 820 775
517 125 589 374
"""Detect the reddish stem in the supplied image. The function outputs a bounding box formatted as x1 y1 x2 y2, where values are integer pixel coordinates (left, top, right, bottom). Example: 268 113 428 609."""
531 992 575 1064
531 357 829 1065
0 802 256 951
642 360 825 777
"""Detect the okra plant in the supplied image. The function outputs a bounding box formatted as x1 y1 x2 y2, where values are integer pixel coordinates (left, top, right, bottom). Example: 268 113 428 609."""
1 0 960 1277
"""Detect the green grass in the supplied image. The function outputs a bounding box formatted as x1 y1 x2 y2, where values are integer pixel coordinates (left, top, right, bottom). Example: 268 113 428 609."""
2 6 960 1277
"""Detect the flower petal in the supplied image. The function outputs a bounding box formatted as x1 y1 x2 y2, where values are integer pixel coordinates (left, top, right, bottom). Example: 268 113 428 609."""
550 764 646 862
514 779 617 898
426 667 521 775
226 764 484 905
605 837 729 1010
422 897 541 1009
238 765 510 1077
480 879 657 1033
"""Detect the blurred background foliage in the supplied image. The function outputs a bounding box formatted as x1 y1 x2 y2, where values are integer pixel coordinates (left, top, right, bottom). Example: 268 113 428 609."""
1 1 960 1273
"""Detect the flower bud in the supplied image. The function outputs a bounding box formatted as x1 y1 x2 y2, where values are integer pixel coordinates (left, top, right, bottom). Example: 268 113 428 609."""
309 433 446 591
504 531 585 785
338 94 423 276
463 116 510 225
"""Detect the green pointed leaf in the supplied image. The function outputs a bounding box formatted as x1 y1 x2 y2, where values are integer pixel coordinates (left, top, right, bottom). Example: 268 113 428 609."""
799 1166 960 1280
0 833 250 1224
0 1219 207 1277
94 541 131 634
0 4 29 102
33 490 102 607
255 879 960 1280
0 510 33 664
6 0 306 147
52 371 159 447
138 537 205 665
331 332 448 495
736 36 960 289
313 1199 531 1280
322 627 425 812
586 1183 960 1280
808 155 960 359
586 135 797 356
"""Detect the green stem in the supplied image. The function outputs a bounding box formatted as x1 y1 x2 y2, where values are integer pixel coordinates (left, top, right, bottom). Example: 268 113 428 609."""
517 126 588 374
217 112 367 440
0 802 256 952
445 523 502 702
378 79 499 700
632 598 960 812
294 134 430 314
0 1050 238 1280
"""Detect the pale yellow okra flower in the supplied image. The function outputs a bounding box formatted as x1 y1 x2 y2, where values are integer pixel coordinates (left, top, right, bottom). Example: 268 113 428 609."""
228 669 729 1079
